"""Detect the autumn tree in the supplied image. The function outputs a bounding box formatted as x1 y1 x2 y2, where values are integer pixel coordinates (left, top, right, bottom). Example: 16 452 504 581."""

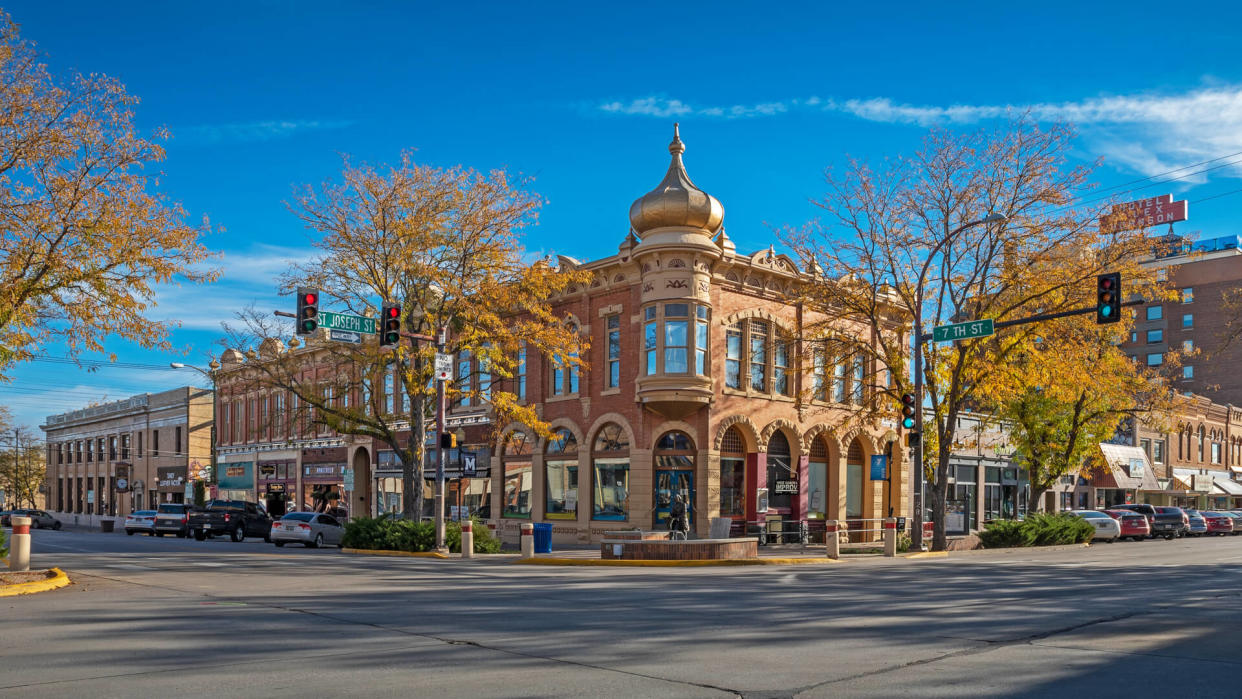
0 13 217 378
0 420 46 509
784 118 1161 551
221 152 586 530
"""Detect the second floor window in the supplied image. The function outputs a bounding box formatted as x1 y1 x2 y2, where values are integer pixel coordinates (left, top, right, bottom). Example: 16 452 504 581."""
606 314 621 388
152 429 160 456
812 350 828 401
516 345 527 401
724 317 791 396
1146 305 1163 321
457 350 473 408
646 304 710 378
552 349 580 395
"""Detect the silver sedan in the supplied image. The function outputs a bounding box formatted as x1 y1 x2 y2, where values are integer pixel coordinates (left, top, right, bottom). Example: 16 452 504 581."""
124 510 158 535
270 512 345 548
1071 510 1120 542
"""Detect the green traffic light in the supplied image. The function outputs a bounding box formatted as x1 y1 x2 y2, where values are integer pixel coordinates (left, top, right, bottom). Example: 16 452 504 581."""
1101 306 1112 317
902 417 915 429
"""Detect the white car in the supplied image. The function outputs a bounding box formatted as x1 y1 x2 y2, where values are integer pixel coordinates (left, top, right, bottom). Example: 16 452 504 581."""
270 512 345 548
1071 510 1120 542
124 510 158 535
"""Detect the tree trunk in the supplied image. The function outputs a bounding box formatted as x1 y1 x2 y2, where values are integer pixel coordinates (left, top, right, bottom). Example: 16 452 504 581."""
402 390 427 520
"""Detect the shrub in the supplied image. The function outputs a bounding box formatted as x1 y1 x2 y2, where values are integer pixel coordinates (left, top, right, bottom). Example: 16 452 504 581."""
342 515 500 553
980 513 1094 548
0 528 7 559
896 533 912 554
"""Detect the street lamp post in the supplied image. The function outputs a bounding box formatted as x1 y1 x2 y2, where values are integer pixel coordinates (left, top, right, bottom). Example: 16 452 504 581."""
171 361 221 491
911 212 1007 551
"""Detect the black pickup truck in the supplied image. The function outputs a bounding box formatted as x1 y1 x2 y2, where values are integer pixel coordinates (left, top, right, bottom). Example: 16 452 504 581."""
188 500 272 542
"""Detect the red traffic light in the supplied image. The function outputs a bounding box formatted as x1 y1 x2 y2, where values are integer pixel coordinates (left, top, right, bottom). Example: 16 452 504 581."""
303 292 317 305
386 306 399 318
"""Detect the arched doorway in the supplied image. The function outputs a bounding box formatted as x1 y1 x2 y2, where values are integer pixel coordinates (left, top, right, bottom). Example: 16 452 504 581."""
766 431 794 515
654 431 695 530
349 447 370 519
719 426 746 522
544 428 579 521
591 423 630 522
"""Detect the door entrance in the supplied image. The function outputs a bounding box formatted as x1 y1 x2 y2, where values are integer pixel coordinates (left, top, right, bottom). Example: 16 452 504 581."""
654 470 694 530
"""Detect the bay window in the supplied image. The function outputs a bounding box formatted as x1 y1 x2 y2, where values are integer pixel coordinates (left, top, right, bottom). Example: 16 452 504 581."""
643 303 711 377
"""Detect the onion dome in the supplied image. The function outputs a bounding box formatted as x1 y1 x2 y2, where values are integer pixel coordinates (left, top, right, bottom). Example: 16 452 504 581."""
628 124 724 237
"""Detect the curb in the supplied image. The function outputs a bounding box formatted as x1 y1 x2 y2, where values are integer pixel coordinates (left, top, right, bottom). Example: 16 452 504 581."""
0 567 71 597
512 557 843 567
341 548 451 559
901 551 949 559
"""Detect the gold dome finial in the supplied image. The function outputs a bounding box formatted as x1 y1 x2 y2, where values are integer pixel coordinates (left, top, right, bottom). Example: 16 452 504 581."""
629 124 724 237
669 122 684 155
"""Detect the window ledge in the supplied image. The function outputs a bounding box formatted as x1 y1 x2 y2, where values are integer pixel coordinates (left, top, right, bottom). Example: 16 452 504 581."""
546 394 581 404
721 387 799 402
600 388 621 396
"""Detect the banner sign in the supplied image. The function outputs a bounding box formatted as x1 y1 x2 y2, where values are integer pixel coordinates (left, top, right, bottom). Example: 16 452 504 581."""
1100 194 1188 233
870 455 888 481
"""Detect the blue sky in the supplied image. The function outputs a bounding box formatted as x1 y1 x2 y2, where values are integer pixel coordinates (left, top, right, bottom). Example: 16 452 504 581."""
7 0 1242 428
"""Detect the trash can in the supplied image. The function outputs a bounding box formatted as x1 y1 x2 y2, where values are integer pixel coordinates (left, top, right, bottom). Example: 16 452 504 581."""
532 522 553 554
100 518 115 533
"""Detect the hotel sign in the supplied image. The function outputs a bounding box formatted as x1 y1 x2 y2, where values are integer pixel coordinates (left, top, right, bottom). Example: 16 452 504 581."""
1100 194 1188 233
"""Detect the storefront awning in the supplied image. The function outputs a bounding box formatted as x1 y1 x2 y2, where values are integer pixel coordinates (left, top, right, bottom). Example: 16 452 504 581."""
1213 479 1242 496
1096 444 1161 491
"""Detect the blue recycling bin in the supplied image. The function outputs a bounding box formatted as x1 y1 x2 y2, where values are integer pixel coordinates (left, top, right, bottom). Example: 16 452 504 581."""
532 522 553 554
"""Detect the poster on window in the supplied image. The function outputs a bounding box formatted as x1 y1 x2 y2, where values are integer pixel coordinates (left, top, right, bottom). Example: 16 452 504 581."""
756 487 769 513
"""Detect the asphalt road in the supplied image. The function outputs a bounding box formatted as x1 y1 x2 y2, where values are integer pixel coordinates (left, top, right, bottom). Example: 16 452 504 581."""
6 529 1242 698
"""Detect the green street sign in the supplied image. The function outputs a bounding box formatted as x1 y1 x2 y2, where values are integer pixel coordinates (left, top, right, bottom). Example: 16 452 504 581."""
933 319 995 343
318 310 376 335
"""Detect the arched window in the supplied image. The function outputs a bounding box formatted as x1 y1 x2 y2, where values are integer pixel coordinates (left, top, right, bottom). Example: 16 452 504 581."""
807 437 829 518
591 423 629 521
654 431 696 528
502 430 533 518
767 431 794 511
544 428 579 520
846 438 865 518
720 427 746 518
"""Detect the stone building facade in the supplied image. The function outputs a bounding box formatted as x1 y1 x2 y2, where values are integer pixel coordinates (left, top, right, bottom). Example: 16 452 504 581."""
40 387 214 525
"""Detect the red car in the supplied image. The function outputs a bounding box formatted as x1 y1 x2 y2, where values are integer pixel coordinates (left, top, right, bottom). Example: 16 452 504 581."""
1202 511 1235 536
1104 510 1151 541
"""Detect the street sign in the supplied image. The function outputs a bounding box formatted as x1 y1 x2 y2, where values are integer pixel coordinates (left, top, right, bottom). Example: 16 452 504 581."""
870 455 888 481
933 318 994 343
434 352 453 381
318 310 376 335
329 329 363 344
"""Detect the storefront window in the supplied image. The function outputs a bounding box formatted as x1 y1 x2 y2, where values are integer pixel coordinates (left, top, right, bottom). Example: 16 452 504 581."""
592 422 630 521
808 437 828 518
544 428 578 520
502 430 532 518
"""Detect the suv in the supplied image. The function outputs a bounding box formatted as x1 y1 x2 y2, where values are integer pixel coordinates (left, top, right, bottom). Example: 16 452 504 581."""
188 500 272 542
1114 503 1181 539
154 503 192 537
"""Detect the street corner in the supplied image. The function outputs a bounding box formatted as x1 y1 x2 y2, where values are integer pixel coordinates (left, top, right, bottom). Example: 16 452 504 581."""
0 567 71 597
511 556 845 567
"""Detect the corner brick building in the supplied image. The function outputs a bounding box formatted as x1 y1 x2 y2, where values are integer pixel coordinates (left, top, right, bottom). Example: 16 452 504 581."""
481 126 907 544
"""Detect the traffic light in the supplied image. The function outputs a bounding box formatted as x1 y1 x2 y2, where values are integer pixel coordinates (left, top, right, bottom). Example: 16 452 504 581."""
900 392 917 430
1096 272 1121 324
439 432 457 449
380 302 401 347
296 287 319 335
907 431 921 448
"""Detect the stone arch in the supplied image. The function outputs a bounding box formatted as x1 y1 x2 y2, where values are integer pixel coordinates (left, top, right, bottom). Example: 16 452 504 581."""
801 424 841 454
494 421 531 450
539 418 585 451
837 426 874 459
713 415 760 451
585 412 637 452
651 419 700 451
719 307 795 336
759 418 800 452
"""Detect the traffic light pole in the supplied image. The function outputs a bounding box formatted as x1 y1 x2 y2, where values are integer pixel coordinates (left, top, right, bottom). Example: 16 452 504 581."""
911 296 1144 551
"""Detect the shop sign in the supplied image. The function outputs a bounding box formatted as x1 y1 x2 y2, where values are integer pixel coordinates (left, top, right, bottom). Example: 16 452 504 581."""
218 462 253 490
463 453 477 476
756 487 770 512
158 469 185 488
773 479 798 494
259 464 277 477
1100 194 1188 233
1128 459 1145 478
266 483 286 493
305 465 342 476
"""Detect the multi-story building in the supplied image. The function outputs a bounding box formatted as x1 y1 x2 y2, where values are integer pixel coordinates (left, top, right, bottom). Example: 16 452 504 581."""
40 387 214 525
1123 233 1242 404
212 126 910 543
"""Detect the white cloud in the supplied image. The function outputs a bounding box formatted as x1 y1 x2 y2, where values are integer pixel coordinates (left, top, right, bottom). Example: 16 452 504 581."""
598 87 1242 179
172 119 354 146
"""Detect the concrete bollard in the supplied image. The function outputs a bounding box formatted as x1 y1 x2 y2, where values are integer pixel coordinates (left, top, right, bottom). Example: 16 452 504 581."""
520 522 534 558
9 515 31 572
825 520 840 559
883 517 897 557
461 519 474 559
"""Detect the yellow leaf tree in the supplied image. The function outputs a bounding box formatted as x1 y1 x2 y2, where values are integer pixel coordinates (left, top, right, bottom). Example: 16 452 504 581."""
220 152 587 523
0 14 218 375
785 118 1159 550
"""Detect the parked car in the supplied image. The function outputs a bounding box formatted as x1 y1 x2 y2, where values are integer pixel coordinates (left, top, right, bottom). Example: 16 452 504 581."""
1113 503 1180 539
1103 510 1151 541
1070 510 1120 542
153 503 192 537
1202 511 1235 536
270 512 345 548
188 500 272 542
1155 507 1190 537
124 510 158 536
1215 510 1242 535
2 508 62 530
1182 509 1209 536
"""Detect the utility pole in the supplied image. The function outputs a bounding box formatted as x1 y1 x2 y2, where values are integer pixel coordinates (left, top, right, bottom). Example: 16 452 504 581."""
434 325 448 553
